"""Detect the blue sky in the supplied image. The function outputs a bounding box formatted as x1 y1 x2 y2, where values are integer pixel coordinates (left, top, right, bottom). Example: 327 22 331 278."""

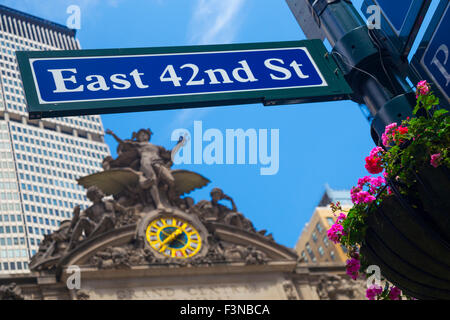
2 0 440 247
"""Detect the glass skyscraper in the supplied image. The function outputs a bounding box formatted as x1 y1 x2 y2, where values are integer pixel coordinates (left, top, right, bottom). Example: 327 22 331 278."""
0 5 110 274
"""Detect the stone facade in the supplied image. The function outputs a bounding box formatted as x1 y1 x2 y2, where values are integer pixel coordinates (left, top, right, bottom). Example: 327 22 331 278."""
0 128 366 300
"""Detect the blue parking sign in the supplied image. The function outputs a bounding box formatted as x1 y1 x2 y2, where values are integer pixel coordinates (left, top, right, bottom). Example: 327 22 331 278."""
410 1 450 106
372 0 415 34
421 3 450 102
362 0 430 57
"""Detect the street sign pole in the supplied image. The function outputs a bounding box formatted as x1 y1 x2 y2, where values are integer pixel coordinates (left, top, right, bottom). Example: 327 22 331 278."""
287 0 417 144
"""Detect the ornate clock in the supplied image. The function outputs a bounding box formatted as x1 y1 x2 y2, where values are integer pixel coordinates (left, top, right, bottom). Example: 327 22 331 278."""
145 216 202 258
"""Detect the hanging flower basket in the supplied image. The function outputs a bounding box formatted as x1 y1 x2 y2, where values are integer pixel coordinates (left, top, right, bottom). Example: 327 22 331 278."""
361 165 450 299
327 81 450 300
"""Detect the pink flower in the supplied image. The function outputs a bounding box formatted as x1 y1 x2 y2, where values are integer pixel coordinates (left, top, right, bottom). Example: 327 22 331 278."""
416 80 430 97
365 155 383 174
336 213 346 224
389 286 402 300
370 146 384 157
327 223 344 244
385 123 398 131
351 174 386 204
366 284 383 300
352 190 376 204
430 153 442 168
382 123 398 147
350 186 361 203
370 176 386 188
346 257 361 280
381 133 389 147
357 176 372 188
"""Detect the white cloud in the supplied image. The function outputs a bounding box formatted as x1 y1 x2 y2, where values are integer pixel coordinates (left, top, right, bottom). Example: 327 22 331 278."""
188 0 246 45
176 0 246 126
166 108 212 132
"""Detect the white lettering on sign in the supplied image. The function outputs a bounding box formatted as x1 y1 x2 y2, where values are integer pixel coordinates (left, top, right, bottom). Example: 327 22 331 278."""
232 60 258 83
46 58 313 93
431 44 450 87
204 68 234 84
86 75 110 91
47 68 150 93
48 68 84 93
290 60 310 79
110 74 131 90
180 63 205 86
264 58 310 80
264 58 292 80
130 69 149 88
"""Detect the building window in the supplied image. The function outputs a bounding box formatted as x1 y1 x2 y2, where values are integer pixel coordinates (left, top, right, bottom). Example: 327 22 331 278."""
330 251 336 261
327 217 334 226
316 222 323 233
312 231 318 242
318 246 324 256
306 243 316 262
301 251 308 263
323 235 329 247
341 244 348 254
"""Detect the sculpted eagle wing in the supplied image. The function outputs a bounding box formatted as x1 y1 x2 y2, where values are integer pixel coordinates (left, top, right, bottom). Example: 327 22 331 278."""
77 168 140 196
172 169 210 196
77 168 210 197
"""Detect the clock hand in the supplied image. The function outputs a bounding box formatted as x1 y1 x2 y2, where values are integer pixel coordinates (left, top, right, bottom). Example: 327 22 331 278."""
160 228 183 249
172 237 187 247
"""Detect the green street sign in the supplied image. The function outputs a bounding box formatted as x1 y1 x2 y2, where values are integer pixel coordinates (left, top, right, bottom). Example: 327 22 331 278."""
16 40 352 119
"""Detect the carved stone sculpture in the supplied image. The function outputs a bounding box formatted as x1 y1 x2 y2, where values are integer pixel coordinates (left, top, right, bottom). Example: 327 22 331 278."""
223 245 268 265
68 186 127 250
282 281 299 300
80 129 209 211
0 283 24 300
106 129 184 209
316 274 366 300
75 290 90 300
192 188 256 233
29 128 279 272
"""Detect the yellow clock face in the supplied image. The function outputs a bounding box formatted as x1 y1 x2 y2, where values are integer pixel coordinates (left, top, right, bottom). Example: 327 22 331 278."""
146 217 202 258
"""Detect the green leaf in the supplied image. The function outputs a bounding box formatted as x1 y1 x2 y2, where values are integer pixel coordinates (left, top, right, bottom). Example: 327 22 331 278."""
433 109 448 118
432 96 440 106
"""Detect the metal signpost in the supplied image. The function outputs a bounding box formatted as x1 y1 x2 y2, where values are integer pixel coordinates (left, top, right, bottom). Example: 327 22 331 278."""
286 0 417 144
409 0 450 108
361 0 430 58
286 0 327 41
16 40 352 119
